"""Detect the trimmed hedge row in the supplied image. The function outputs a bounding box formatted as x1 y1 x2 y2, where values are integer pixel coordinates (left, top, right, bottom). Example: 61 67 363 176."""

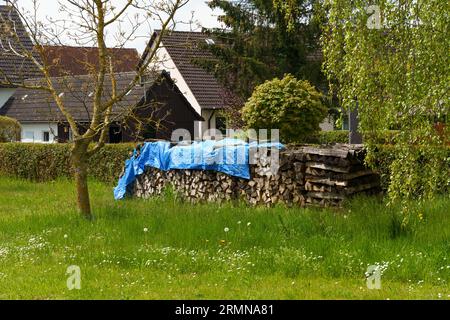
304 130 350 144
0 143 135 184
302 130 402 145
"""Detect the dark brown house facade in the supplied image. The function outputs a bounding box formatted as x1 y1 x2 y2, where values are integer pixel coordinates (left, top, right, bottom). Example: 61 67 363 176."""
140 30 233 138
0 71 203 143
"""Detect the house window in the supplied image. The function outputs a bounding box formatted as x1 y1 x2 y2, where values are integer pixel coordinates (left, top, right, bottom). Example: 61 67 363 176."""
43 131 50 142
68 127 73 142
216 116 227 135
109 126 123 144
342 115 349 130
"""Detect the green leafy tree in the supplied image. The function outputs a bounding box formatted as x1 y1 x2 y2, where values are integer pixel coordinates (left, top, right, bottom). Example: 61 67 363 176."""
320 1 449 210
200 0 324 100
0 116 21 142
242 74 327 143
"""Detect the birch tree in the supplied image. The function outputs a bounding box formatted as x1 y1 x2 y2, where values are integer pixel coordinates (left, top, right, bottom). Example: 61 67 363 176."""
320 0 449 218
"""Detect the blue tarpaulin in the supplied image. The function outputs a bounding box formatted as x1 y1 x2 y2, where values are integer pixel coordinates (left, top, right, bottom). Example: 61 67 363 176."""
114 139 285 200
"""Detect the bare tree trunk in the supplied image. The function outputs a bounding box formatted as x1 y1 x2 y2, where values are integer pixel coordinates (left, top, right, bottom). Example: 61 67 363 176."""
71 144 93 220
1 0 189 218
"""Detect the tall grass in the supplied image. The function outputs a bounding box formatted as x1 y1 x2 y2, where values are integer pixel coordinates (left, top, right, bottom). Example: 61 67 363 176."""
0 177 448 299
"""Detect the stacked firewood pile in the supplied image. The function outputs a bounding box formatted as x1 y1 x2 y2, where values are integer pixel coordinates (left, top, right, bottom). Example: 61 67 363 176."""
131 144 380 207
133 168 237 203
237 150 306 206
302 144 381 207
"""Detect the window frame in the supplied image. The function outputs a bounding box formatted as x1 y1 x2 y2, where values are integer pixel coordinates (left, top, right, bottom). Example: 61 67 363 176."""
42 131 50 142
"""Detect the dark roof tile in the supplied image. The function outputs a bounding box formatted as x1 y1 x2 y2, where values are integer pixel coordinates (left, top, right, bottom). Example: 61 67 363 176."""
42 46 140 76
1 72 158 122
151 30 227 110
0 5 40 83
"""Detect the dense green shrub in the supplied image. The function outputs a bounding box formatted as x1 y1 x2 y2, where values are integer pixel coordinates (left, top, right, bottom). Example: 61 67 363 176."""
303 130 349 144
0 116 21 142
367 145 396 191
0 143 135 184
88 144 136 183
300 130 401 145
242 74 328 143
364 130 400 145
367 144 450 193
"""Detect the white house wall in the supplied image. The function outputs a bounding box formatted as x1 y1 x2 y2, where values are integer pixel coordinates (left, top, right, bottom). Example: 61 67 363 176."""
21 123 58 143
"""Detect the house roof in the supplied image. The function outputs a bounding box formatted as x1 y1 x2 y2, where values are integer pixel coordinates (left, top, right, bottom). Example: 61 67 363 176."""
0 5 40 84
142 30 228 110
42 46 141 77
0 71 202 123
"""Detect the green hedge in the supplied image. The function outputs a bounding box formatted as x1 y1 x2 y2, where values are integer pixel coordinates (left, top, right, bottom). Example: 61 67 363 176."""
368 144 450 192
302 130 402 145
0 143 135 184
364 130 400 145
368 145 396 191
303 130 350 144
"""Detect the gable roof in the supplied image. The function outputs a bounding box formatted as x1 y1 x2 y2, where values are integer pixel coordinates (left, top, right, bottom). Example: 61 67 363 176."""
142 30 227 110
0 5 40 84
42 46 140 77
0 71 202 123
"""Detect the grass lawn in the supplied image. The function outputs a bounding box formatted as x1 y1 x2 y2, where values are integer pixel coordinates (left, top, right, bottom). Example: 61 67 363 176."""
0 177 448 300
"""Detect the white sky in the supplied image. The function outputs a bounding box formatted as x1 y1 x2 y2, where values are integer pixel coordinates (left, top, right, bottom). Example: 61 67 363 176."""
16 0 224 53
